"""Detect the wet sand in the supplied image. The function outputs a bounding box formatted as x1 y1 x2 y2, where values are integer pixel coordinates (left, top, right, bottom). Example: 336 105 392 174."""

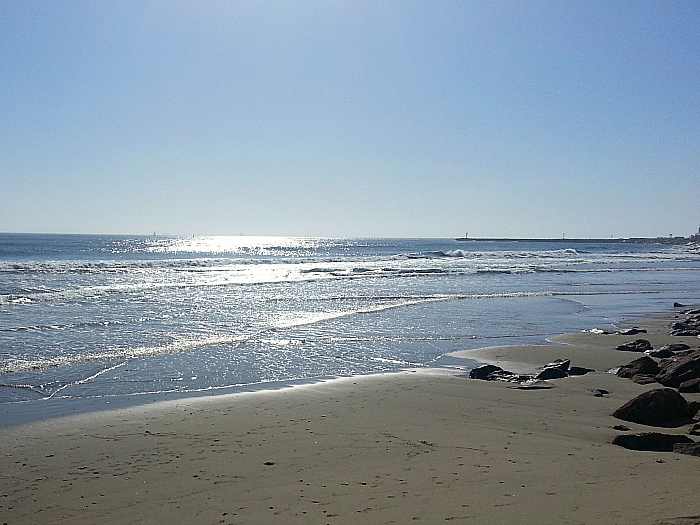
1 311 699 524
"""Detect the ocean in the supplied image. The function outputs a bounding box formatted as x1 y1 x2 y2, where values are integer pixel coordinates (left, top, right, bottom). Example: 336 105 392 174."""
1 234 699 425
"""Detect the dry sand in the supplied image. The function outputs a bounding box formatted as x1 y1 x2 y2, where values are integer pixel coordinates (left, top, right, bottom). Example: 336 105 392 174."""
2 311 700 524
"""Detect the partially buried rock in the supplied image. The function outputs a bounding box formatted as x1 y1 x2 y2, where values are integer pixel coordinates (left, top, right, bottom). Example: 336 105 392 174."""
647 343 690 358
654 516 700 525
612 432 694 452
617 327 648 335
612 388 699 426
615 339 653 352
679 378 700 393
673 443 700 457
656 349 700 388
469 364 504 380
543 358 570 371
616 356 659 379
536 367 568 380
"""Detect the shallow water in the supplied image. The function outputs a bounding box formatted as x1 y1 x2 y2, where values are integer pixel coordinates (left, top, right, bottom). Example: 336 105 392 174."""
1 234 699 424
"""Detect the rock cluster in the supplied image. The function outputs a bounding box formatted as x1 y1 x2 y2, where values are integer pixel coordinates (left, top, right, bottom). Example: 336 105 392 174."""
616 348 700 391
611 305 700 454
670 308 700 336
469 358 592 384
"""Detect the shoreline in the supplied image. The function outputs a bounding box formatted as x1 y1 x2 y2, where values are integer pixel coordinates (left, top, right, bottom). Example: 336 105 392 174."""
2 309 700 523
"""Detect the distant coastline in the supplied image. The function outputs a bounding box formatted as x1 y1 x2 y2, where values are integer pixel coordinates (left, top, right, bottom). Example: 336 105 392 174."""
455 232 700 245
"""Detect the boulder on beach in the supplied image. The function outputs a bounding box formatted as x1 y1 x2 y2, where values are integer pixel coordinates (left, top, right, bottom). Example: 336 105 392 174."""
656 349 700 388
615 339 653 352
469 364 504 380
616 356 659 379
612 432 694 452
647 343 691 358
612 388 699 426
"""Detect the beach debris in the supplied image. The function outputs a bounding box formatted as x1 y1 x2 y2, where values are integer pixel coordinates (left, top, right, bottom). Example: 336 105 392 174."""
612 424 629 430
612 388 700 426
615 339 653 352
612 432 694 452
592 389 610 397
587 328 613 334
656 349 700 388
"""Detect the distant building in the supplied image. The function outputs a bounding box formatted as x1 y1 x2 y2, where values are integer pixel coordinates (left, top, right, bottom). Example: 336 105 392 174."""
690 227 700 242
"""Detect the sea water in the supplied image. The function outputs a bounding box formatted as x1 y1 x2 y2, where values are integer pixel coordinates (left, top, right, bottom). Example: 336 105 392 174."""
1 234 700 424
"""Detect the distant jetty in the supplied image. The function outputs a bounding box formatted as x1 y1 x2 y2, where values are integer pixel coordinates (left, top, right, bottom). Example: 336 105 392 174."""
456 228 700 245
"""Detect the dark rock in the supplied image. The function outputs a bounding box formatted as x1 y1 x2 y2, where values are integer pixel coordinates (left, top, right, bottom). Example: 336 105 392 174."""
487 370 534 383
688 423 700 436
612 432 694 452
612 424 630 431
616 356 659 379
615 339 653 352
536 367 568 380
647 343 690 358
591 389 609 397
672 329 700 336
674 302 687 308
679 378 700 393
612 388 697 426
568 366 594 376
630 374 659 385
673 443 700 457
656 349 700 388
469 364 503 380
617 327 647 335
542 358 570 371
654 516 700 525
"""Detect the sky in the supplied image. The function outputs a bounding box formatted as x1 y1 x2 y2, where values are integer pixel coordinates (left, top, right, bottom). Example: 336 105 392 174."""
1 1 699 238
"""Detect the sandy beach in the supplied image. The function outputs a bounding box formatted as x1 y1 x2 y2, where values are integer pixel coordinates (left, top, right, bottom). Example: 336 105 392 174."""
2 311 700 524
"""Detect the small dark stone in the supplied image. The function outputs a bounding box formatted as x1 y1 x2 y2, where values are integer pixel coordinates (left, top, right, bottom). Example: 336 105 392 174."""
615 339 653 352
674 302 687 308
469 364 503 380
613 424 630 431
591 389 610 397
612 432 694 452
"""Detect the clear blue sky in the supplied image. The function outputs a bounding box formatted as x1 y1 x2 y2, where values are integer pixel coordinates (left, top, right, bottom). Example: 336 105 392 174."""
1 1 699 238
